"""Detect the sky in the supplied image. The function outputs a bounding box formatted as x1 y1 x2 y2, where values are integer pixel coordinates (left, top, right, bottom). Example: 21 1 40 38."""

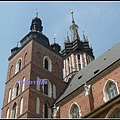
1 1 120 117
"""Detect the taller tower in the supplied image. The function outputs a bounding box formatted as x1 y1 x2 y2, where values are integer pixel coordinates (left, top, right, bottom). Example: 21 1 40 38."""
61 10 94 82
1 12 66 118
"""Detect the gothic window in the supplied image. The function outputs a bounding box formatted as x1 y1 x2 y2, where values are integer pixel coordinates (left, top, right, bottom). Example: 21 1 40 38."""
44 103 48 118
43 79 52 97
22 77 25 92
69 103 81 118
43 103 51 118
12 82 20 100
44 83 48 95
55 62 59 75
67 58 70 74
15 58 22 74
8 89 11 103
9 65 13 78
86 55 91 64
45 59 48 70
36 52 41 65
53 84 56 99
113 110 120 118
77 54 81 70
104 80 119 102
43 56 52 72
11 103 17 118
6 108 10 118
36 76 40 91
36 97 40 114
24 53 28 66
20 97 23 115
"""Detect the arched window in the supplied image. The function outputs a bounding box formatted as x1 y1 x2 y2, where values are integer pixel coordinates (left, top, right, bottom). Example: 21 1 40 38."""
8 89 11 103
36 76 40 91
24 53 28 66
55 62 59 75
12 82 20 100
36 97 40 114
77 54 81 70
112 110 120 118
67 58 70 74
11 103 17 118
43 79 52 97
53 84 56 99
43 56 52 72
15 58 22 74
103 80 119 102
9 65 13 78
69 103 81 118
36 52 41 65
44 103 48 118
20 97 23 115
6 108 10 118
22 77 25 92
86 55 91 64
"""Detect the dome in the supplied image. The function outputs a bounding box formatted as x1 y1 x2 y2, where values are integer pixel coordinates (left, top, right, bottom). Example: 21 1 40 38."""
30 16 43 32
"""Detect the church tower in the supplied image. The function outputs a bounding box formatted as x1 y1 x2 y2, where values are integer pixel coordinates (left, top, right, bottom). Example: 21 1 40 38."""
1 12 66 118
61 10 94 82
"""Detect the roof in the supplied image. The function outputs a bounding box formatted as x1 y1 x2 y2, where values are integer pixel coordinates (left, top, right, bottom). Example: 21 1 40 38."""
55 41 120 104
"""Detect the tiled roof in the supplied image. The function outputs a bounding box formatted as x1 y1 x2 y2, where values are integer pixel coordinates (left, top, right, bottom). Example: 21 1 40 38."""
55 41 120 104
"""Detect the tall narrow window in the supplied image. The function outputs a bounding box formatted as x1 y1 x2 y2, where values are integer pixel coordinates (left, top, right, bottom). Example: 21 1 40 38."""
9 65 13 78
36 52 41 65
104 80 119 102
43 79 52 97
11 103 17 118
24 53 28 66
77 54 81 70
43 56 52 72
20 98 23 115
69 103 80 118
36 97 40 114
44 83 48 95
22 77 25 92
36 76 40 91
55 62 59 75
15 58 22 74
67 58 70 74
12 82 20 100
45 59 48 70
6 108 10 118
8 89 11 103
53 84 56 99
44 103 48 118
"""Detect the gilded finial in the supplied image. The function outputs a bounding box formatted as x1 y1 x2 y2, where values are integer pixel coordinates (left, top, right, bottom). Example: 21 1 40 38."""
17 41 19 47
36 8 38 17
54 34 57 43
83 30 84 35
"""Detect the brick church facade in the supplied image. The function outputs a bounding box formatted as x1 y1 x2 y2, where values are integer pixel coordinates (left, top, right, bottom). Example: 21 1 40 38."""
1 11 120 118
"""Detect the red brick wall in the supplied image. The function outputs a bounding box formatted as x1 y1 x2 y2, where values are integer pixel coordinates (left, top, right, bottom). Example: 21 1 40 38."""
59 64 120 118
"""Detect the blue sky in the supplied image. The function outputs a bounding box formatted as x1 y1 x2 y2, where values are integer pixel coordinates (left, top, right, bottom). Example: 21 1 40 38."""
1 1 120 117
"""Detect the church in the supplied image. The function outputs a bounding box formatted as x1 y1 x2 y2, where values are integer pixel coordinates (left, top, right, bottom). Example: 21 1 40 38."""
1 10 120 118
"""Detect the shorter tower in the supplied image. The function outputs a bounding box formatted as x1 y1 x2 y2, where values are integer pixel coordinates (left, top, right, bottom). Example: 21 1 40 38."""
61 10 94 82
